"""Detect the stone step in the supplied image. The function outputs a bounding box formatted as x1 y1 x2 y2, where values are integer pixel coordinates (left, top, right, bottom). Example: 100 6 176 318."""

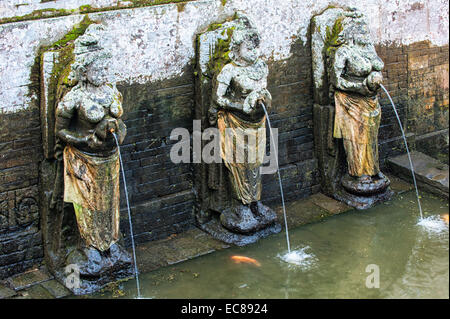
5 267 52 291
0 283 16 299
387 151 449 198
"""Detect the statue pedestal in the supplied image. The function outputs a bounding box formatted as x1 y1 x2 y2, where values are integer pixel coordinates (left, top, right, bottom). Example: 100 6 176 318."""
54 245 133 295
334 186 394 210
197 216 282 247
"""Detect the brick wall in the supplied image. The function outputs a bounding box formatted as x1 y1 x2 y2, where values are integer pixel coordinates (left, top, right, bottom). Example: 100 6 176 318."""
116 76 196 245
376 41 449 163
262 39 320 205
0 109 43 278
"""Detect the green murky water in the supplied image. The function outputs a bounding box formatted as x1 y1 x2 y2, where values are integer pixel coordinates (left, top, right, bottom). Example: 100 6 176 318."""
91 191 449 299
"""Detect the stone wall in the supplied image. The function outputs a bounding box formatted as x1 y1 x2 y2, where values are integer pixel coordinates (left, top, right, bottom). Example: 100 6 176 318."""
376 41 449 161
0 0 448 278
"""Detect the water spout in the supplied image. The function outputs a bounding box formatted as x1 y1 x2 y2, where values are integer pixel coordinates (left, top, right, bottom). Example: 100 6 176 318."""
379 84 423 220
260 102 291 253
112 132 141 298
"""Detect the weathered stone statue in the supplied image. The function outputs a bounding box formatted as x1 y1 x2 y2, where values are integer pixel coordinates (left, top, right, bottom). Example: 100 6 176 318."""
194 13 281 245
311 7 393 209
40 23 132 294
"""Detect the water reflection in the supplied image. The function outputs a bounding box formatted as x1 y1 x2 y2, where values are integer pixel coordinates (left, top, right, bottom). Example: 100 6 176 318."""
86 191 448 299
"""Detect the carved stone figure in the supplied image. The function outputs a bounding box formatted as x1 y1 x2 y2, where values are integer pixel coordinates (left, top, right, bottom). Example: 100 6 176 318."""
311 7 393 209
40 23 132 294
194 13 281 245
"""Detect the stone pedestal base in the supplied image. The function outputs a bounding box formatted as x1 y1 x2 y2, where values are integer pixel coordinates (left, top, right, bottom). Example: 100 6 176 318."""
56 245 133 295
197 215 282 247
334 187 394 210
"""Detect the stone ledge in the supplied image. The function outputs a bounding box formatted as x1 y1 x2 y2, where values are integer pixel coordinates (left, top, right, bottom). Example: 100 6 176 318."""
388 151 449 198
0 283 16 299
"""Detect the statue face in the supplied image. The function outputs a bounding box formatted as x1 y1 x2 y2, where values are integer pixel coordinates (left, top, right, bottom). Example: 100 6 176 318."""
352 23 372 46
86 58 111 86
238 37 260 64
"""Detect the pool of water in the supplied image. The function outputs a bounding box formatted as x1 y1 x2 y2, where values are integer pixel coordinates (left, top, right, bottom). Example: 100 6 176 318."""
89 191 449 299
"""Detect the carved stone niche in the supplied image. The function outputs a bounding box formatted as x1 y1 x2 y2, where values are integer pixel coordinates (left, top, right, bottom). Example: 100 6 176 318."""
39 21 132 295
311 7 393 209
193 12 281 246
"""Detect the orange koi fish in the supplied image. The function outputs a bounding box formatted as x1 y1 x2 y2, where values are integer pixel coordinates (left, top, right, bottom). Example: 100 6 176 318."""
231 256 261 267
441 213 449 224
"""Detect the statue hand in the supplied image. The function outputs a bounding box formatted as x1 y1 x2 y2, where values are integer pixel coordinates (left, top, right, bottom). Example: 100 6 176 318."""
367 71 383 92
256 89 272 111
243 91 259 114
95 117 119 140
86 133 103 149
115 119 127 144
361 78 376 96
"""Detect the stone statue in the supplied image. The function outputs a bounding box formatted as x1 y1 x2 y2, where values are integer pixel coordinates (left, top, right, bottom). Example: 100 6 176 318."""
311 7 392 209
210 16 277 234
194 13 281 245
53 24 131 292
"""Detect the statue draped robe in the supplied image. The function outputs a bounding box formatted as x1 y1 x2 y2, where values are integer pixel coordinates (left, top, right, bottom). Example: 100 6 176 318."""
63 145 120 252
333 90 381 177
217 110 266 205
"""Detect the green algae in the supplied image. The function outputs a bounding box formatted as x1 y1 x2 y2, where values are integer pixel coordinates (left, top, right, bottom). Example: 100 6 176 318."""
324 16 344 57
208 27 235 77
0 1 194 25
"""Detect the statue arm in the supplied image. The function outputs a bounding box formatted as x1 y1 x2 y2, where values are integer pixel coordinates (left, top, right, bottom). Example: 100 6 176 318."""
97 86 126 144
256 65 272 111
209 65 242 125
55 93 89 147
212 65 242 112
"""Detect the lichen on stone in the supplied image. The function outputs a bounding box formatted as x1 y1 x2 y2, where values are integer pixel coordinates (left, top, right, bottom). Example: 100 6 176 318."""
208 27 235 77
0 0 194 25
49 16 97 94
324 16 344 57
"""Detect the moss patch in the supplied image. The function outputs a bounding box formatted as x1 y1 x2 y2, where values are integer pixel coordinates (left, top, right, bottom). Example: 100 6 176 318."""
46 15 97 88
324 16 344 57
208 27 234 76
0 1 194 25
51 15 95 50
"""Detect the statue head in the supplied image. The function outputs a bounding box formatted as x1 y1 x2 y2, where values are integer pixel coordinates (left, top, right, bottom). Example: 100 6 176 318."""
69 24 113 86
228 13 261 65
340 10 372 47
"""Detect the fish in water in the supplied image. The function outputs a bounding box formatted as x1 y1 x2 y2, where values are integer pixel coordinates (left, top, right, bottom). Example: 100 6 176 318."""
231 256 261 267
441 213 449 224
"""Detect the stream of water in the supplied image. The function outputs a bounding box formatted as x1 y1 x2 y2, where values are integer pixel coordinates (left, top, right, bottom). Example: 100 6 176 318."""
261 103 299 265
380 84 423 219
112 132 141 298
